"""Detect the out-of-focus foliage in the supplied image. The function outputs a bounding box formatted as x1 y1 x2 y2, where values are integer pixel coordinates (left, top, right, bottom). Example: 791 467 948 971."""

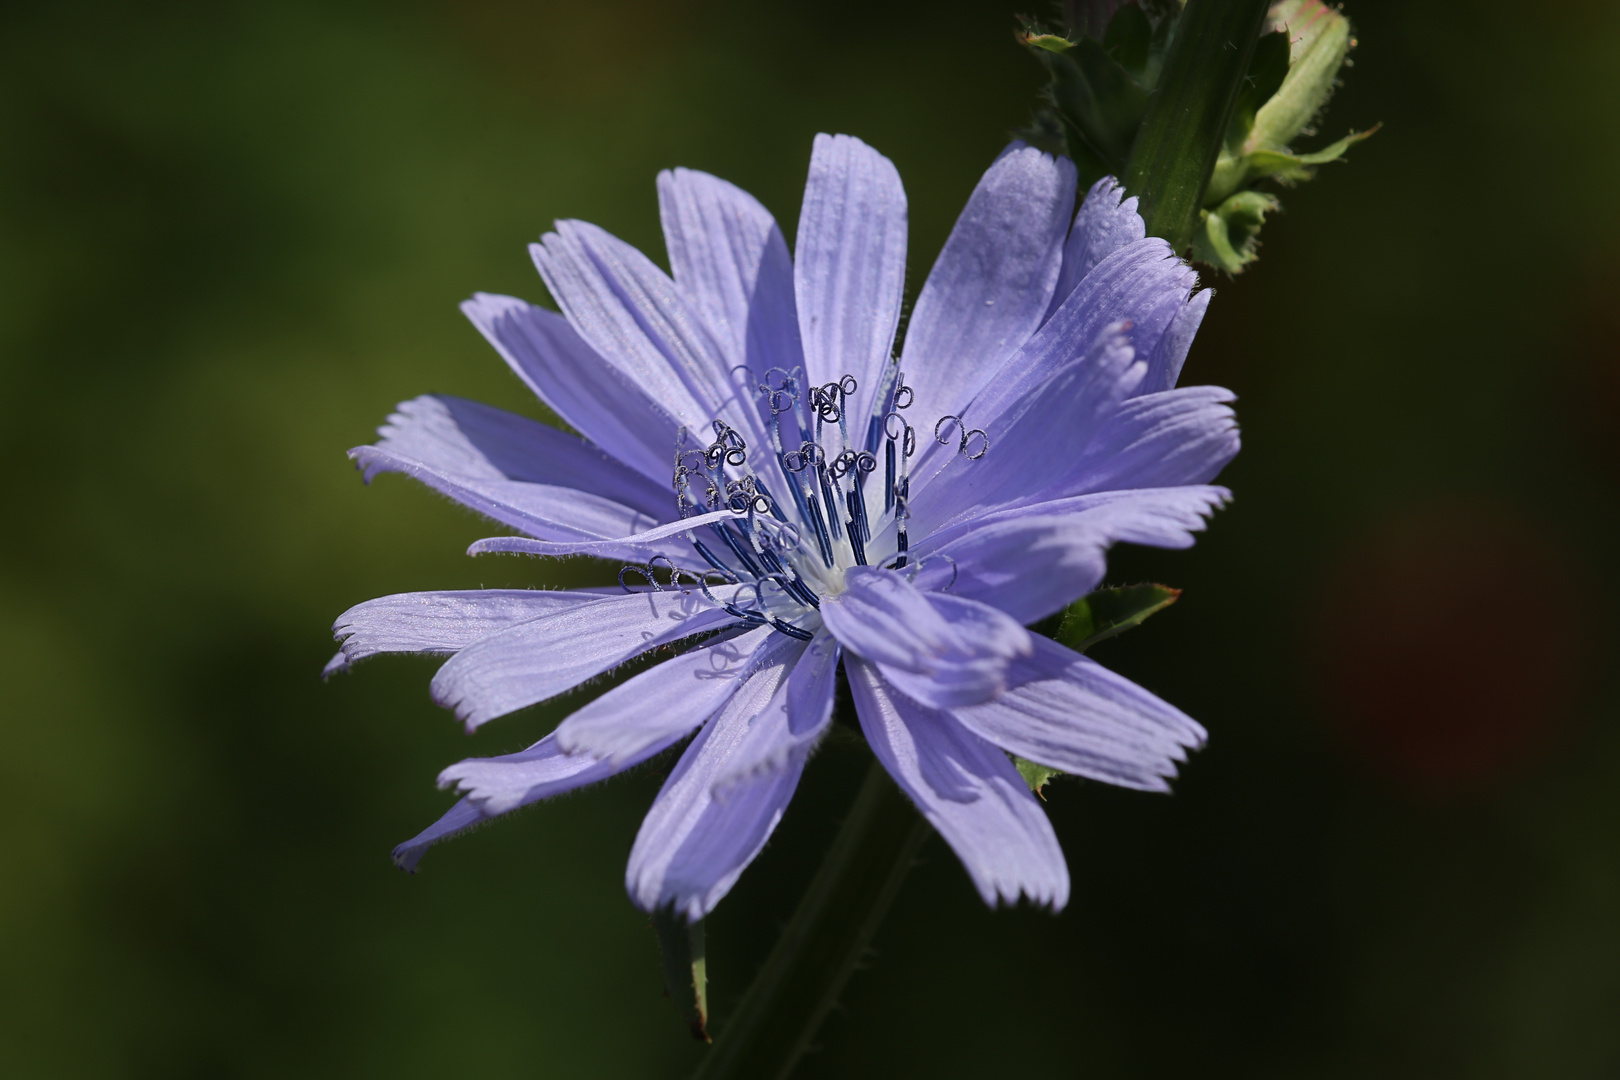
1 1 1618 1078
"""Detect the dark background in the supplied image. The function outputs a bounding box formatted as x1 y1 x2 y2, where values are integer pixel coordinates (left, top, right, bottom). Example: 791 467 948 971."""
3 1 1617 1076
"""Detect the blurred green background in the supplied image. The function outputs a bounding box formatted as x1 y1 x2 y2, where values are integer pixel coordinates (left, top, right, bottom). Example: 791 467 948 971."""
3 1 1617 1076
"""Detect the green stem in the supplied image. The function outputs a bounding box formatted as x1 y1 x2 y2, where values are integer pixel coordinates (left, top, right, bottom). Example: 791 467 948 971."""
692 759 929 1080
1122 0 1272 250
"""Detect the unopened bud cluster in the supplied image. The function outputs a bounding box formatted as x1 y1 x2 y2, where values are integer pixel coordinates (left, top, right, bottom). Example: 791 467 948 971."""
1019 0 1374 273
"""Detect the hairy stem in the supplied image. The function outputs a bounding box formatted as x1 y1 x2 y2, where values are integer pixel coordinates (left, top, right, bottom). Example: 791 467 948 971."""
1123 0 1272 250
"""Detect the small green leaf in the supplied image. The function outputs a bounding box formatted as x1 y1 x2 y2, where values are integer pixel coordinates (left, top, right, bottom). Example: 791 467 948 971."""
1019 30 1077 53
653 908 709 1042
1054 583 1182 653
1248 123 1379 173
1015 756 1064 798
1208 122 1378 205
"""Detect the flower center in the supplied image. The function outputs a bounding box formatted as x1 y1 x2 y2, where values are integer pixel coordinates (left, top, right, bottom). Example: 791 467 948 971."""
619 366 987 640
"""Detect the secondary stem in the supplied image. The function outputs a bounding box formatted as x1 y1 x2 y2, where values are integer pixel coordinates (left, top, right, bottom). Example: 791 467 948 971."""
1122 0 1272 249
691 759 929 1080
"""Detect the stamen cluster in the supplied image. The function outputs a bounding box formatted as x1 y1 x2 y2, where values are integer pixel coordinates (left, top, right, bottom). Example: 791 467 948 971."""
621 365 987 641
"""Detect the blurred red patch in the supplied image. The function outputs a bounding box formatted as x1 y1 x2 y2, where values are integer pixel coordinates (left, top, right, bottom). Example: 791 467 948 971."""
1312 501 1588 793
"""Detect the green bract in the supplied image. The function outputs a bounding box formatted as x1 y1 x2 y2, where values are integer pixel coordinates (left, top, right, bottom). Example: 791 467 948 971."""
654 906 710 1042
1054 583 1183 652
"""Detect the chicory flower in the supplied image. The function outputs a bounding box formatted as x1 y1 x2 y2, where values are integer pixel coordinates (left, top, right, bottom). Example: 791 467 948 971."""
328 134 1238 919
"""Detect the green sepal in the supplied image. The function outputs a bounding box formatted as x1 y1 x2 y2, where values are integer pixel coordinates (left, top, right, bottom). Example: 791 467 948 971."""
1015 757 1064 798
1039 52 1119 189
1019 0 1364 273
1054 583 1183 653
1247 123 1379 177
1191 189 1280 273
1018 29 1077 54
1206 123 1377 206
652 907 709 1042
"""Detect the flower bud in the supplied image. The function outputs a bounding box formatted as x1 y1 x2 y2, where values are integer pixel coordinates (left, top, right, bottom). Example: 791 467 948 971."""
1252 0 1353 150
1196 0 1376 271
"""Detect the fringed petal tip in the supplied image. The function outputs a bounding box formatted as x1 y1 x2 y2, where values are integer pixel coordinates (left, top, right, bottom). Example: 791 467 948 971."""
988 877 1069 913
324 589 606 693
344 444 378 484
347 444 394 485
950 637 1208 797
391 849 423 874
1089 484 1232 551
349 396 444 484
847 660 1071 913
397 729 675 872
